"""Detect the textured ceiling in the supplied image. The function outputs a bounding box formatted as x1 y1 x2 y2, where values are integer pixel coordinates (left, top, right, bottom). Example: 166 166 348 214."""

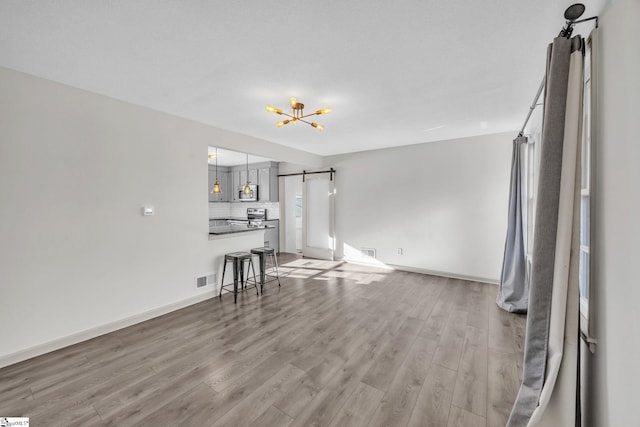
0 0 606 156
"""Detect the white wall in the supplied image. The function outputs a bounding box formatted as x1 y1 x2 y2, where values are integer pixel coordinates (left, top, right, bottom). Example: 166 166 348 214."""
325 132 513 282
0 67 320 366
584 0 640 425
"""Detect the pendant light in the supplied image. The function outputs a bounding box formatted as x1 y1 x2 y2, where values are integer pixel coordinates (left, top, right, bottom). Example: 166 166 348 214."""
211 147 221 195
243 153 251 194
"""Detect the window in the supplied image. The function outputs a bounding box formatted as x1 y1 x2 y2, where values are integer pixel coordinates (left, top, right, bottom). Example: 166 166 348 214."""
522 108 543 285
579 41 591 317
579 31 597 351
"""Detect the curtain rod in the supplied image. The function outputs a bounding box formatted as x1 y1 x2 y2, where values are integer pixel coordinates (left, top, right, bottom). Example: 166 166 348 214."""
278 168 335 182
518 76 546 137
518 9 598 138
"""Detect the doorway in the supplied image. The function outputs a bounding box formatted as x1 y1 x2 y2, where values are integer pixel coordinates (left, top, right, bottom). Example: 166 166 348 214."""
282 175 303 254
280 171 335 260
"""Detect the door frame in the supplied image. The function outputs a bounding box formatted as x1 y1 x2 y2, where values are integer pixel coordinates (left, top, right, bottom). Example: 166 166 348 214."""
302 173 335 260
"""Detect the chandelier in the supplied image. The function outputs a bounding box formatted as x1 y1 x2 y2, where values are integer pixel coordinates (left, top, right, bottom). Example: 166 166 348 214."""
266 97 331 131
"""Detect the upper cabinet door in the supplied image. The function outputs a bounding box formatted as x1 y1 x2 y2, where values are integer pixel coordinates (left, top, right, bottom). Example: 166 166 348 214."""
218 171 230 202
270 167 279 202
258 168 270 201
249 169 258 185
231 171 240 201
225 162 279 203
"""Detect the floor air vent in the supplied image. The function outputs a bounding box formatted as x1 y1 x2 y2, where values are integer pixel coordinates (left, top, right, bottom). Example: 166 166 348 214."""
361 248 377 258
196 273 216 288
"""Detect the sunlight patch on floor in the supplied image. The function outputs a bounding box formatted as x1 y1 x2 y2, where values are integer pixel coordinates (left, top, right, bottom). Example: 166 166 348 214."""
280 259 343 270
318 270 388 285
277 266 324 279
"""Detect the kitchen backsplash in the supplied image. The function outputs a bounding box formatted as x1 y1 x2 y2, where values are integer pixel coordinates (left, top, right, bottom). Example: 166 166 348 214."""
209 202 280 219
209 203 232 219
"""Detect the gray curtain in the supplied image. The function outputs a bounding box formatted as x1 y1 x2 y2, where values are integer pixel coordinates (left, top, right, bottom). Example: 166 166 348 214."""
507 35 584 427
497 135 529 313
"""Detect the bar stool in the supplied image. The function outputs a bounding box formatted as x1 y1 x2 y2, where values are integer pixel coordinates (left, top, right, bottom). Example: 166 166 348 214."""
219 251 258 303
247 247 280 293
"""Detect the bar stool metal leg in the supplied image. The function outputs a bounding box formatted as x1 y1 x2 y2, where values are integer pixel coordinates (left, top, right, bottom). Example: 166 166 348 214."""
238 256 260 297
240 258 258 295
233 258 240 304
271 252 281 287
259 253 267 293
220 256 228 297
249 258 258 295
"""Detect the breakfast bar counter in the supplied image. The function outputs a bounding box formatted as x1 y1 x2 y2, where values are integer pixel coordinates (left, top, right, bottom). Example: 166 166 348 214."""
209 224 274 237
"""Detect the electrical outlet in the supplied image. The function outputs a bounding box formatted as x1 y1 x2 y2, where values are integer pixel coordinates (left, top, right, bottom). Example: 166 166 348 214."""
398 248 403 255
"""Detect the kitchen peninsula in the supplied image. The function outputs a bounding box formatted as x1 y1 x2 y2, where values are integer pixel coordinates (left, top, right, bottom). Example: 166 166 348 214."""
208 208 279 252
209 223 274 236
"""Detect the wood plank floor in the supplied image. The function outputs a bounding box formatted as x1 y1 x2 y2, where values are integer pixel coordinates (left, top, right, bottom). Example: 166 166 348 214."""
0 253 526 426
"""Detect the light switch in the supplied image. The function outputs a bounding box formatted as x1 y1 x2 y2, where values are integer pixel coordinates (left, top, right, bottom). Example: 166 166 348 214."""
143 206 154 216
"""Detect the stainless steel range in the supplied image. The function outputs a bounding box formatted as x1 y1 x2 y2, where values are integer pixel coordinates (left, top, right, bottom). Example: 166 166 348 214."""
247 208 267 227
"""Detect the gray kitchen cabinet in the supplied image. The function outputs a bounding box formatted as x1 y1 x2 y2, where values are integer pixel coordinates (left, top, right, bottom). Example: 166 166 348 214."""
239 169 258 187
209 167 230 202
228 161 279 202
258 168 270 201
217 171 230 202
231 170 240 201
233 168 258 200
258 164 279 202
269 166 279 201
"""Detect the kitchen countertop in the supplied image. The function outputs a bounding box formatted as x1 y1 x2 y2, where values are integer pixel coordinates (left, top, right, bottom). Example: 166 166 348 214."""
209 216 278 221
210 217 249 221
209 224 275 235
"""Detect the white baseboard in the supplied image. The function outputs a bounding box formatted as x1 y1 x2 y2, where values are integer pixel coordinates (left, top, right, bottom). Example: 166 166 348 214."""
0 292 217 369
340 257 498 285
387 263 499 285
